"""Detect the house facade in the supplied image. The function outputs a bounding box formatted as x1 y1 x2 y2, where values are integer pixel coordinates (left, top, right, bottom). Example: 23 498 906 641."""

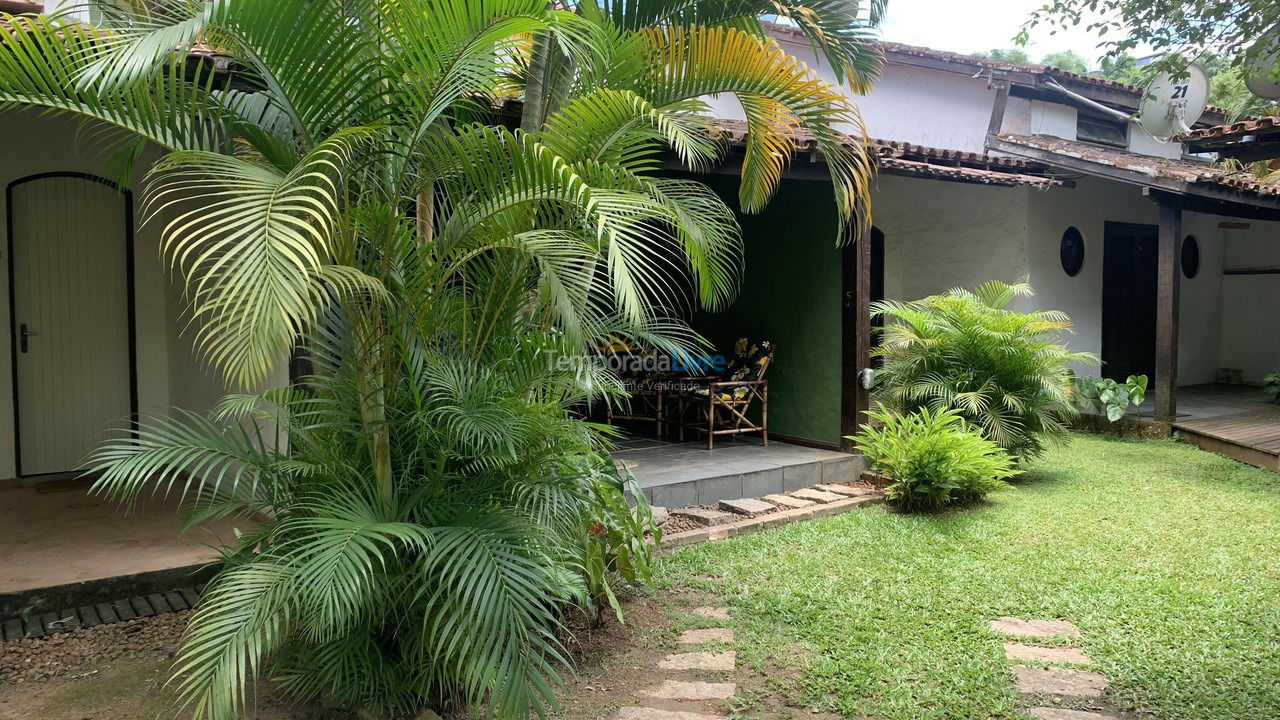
693 25 1280 448
2 14 1278 483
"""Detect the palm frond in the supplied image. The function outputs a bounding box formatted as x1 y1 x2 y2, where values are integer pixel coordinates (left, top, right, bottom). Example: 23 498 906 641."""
144 127 373 385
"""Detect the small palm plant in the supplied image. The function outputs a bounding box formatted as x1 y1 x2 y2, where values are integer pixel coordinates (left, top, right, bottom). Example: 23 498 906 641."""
873 279 1098 461
853 404 1018 511
1 0 882 717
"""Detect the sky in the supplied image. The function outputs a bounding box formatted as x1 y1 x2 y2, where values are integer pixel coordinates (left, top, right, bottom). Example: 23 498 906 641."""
877 0 1151 68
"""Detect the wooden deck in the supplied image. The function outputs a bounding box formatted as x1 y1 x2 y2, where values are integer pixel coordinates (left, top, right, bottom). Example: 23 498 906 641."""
1174 405 1280 472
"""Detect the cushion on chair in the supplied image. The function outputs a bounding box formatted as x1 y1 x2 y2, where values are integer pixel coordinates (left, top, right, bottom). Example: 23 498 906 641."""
687 339 774 401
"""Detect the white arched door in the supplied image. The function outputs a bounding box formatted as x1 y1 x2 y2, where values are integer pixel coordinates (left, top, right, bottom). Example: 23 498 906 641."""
9 173 134 478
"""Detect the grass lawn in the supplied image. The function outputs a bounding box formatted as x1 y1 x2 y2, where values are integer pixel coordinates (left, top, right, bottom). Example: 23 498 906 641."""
659 434 1280 720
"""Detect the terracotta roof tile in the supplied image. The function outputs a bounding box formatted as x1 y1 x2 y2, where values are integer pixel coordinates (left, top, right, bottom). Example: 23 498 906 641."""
1182 116 1280 141
994 133 1280 198
709 118 1062 188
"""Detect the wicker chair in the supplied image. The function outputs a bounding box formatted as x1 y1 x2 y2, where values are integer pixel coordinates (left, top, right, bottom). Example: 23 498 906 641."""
676 338 775 449
605 369 669 437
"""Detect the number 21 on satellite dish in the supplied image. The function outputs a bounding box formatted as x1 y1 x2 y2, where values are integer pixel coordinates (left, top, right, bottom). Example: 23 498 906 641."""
1138 63 1210 142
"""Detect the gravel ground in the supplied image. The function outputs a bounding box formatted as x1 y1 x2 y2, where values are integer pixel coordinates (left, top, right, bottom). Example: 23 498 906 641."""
0 611 187 685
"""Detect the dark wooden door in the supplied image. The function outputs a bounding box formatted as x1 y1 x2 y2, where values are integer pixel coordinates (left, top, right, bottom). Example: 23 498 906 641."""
1102 222 1158 382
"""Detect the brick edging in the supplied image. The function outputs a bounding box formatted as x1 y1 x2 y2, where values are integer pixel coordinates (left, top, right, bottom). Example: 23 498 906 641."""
0 584 204 643
660 494 884 550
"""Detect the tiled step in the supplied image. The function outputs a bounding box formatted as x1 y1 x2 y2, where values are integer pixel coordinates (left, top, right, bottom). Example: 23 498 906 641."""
632 446 865 509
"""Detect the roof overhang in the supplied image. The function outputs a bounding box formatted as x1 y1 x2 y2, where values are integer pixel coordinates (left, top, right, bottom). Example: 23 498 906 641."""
1182 118 1280 162
702 119 1065 189
987 133 1280 221
0 1 42 14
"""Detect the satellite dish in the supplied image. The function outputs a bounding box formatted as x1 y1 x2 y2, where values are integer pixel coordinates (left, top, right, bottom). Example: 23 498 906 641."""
1138 63 1210 142
1244 38 1280 100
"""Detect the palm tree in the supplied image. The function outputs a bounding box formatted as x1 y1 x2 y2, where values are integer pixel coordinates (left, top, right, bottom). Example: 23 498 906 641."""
0 1 881 718
873 280 1098 461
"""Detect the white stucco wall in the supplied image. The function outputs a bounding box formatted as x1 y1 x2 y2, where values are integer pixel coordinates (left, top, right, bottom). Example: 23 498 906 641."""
702 36 1006 153
872 174 1031 301
710 31 1195 163
1029 100 1076 141
1027 178 1224 384
0 109 232 480
1219 225 1280 382
873 174 1236 387
846 63 999 152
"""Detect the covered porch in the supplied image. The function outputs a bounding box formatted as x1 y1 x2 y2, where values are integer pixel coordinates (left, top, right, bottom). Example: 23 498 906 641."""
988 133 1280 470
613 435 862 508
0 479 241 619
0 110 255 604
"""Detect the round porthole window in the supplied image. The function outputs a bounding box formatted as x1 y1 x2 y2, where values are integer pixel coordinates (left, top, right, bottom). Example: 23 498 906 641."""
1181 235 1200 279
1060 227 1085 277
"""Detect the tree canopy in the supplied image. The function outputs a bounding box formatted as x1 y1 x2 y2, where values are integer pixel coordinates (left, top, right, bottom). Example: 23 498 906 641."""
1040 50 1089 74
1022 0 1279 76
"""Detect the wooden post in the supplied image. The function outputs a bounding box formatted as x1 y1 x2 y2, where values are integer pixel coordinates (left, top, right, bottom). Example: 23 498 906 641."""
841 220 872 449
986 76 1011 138
1154 200 1182 422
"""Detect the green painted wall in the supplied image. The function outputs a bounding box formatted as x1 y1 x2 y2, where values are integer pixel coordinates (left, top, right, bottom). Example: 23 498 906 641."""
690 175 843 444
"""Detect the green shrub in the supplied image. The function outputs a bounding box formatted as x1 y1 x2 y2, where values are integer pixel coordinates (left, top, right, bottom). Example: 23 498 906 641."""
1265 373 1280 404
852 405 1019 511
873 279 1097 461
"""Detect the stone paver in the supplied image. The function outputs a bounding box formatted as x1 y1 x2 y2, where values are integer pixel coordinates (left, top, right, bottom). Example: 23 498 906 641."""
671 508 734 526
814 483 864 497
1029 709 1128 720
990 617 1083 638
1011 665 1107 698
657 651 736 671
718 497 775 517
640 680 737 700
678 628 734 644
1004 642 1091 665
762 493 814 508
790 488 843 504
691 606 730 620
615 707 722 720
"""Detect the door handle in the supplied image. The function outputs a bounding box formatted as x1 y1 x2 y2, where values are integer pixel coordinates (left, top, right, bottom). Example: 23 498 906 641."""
19 323 34 353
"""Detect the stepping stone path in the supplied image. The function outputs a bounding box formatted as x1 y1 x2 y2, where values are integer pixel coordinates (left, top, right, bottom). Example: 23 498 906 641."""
1011 665 1108 699
616 708 722 720
672 508 735 526
1005 642 1092 665
658 651 736 671
761 493 813 508
678 628 734 644
990 617 1083 638
691 606 730 620
990 617 1125 719
717 498 775 517
1030 709 1130 720
641 681 737 700
814 484 865 497
789 488 843 504
615 606 737 720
